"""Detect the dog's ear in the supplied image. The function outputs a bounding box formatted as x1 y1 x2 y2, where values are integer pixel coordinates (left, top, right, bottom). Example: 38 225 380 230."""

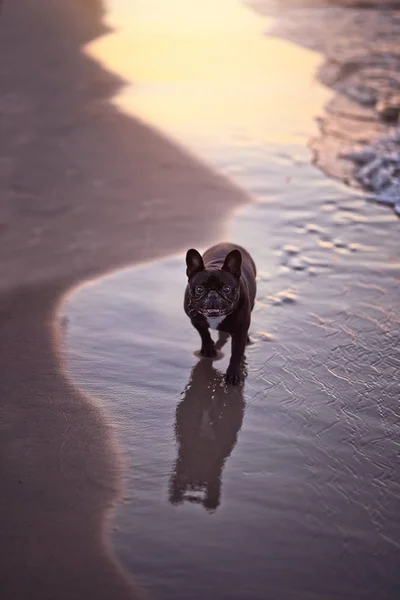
222 249 242 278
186 249 205 279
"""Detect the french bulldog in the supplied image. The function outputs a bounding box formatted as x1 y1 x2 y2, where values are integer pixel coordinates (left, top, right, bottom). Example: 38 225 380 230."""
184 242 257 384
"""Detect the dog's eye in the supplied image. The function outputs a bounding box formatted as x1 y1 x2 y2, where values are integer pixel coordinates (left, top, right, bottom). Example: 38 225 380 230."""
195 285 205 294
223 285 231 293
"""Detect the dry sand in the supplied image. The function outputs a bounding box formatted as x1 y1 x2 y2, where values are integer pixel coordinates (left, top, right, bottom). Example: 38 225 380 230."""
0 0 250 597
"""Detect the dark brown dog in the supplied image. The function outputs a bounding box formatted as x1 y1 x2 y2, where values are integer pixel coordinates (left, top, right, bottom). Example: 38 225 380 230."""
184 243 257 384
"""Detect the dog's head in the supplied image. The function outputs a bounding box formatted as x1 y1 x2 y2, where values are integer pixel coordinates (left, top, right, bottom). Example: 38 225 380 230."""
186 248 241 318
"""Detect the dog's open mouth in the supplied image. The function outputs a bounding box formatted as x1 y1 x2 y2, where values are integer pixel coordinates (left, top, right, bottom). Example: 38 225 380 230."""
200 308 226 317
199 308 223 316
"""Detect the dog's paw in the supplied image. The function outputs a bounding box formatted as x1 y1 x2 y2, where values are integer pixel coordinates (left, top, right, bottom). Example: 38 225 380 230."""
225 365 241 385
200 344 217 358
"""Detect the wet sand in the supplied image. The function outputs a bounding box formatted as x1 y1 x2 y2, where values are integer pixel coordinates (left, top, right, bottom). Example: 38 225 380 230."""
62 2 400 599
64 158 400 600
0 1 250 598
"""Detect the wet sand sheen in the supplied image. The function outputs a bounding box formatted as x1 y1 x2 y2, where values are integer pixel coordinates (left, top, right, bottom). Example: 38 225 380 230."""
64 195 400 600
86 0 330 155
64 1 400 600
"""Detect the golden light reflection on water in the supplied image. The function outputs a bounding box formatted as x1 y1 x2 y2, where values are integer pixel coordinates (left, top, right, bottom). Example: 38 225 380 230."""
85 0 330 146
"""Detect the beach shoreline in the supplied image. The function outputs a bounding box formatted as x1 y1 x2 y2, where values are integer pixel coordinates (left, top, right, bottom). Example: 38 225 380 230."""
0 1 250 597
2 0 399 598
249 0 400 212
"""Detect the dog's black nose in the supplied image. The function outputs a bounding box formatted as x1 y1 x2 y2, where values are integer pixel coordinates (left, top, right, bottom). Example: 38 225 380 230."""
207 291 218 301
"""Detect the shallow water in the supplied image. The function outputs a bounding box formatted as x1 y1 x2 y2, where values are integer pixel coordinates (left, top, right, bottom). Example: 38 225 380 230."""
251 0 400 210
62 1 400 599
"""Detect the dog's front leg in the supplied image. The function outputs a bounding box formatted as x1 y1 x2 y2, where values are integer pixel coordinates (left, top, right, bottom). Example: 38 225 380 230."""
226 328 248 384
191 320 217 358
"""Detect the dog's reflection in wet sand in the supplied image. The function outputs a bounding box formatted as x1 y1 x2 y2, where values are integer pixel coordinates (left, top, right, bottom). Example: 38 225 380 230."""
169 333 245 512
